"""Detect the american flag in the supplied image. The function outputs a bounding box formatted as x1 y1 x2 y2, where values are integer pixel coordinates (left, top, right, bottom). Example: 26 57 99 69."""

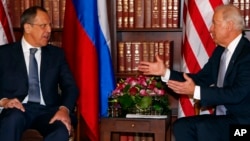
0 0 14 45
179 0 229 117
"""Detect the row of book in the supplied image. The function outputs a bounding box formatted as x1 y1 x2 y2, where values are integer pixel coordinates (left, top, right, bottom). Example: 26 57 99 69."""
230 0 250 27
113 133 154 141
116 0 180 29
6 0 66 29
118 40 173 73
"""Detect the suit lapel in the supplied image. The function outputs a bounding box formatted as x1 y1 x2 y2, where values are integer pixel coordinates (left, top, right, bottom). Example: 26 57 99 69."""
11 42 28 80
40 46 50 82
225 37 245 77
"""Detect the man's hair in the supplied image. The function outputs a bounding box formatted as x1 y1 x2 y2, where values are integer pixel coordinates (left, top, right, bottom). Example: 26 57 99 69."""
20 6 48 30
216 4 245 31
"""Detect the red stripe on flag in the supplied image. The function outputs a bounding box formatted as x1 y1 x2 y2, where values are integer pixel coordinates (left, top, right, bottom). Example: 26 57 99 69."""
183 35 201 73
62 0 99 140
187 0 215 56
180 95 195 116
0 1 13 43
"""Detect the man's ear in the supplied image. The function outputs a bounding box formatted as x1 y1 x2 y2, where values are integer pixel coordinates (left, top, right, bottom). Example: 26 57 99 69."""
24 23 32 33
227 20 234 31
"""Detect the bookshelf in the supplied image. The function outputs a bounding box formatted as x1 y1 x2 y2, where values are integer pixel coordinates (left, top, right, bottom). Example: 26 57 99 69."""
107 0 181 140
107 0 181 117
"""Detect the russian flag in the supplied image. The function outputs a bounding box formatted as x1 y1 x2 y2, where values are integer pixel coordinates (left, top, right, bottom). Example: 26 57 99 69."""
62 0 115 140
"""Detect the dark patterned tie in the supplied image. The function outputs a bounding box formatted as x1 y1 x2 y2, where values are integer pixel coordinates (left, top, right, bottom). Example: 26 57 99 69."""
28 48 40 103
216 48 229 115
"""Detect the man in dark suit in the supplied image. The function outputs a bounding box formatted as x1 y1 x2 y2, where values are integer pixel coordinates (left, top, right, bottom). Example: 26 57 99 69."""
138 4 250 141
0 6 78 141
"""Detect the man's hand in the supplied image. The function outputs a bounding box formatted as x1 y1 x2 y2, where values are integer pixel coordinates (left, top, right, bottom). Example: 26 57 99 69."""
138 55 167 76
167 73 195 96
0 98 25 112
49 106 71 135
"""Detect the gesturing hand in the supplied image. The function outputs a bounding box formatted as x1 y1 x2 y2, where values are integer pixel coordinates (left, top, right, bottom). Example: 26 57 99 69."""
167 73 195 96
138 55 167 76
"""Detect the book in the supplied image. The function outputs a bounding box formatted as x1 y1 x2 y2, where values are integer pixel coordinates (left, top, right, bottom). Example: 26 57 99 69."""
140 133 147 141
123 0 129 28
127 133 134 141
118 42 125 72
24 0 30 11
117 0 123 28
111 133 120 141
160 0 167 28
125 42 132 72
33 0 42 6
244 0 249 28
12 0 21 28
131 42 141 72
134 0 144 28
158 41 165 61
151 0 160 28
43 0 53 26
146 133 154 141
52 0 60 28
120 133 128 141
167 0 173 28
149 42 155 62
141 42 149 61
172 0 180 28
154 42 159 62
59 0 66 28
144 0 152 28
239 0 245 18
164 40 174 68
128 0 134 28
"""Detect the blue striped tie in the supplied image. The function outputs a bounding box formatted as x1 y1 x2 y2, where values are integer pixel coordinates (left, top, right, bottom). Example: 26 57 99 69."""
28 48 40 103
216 48 229 115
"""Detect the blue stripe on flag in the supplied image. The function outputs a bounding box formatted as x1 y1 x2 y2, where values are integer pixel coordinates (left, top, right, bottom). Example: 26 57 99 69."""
72 0 115 117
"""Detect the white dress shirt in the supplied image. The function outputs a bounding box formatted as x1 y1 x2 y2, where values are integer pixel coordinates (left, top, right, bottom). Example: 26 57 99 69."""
22 37 46 105
161 34 242 101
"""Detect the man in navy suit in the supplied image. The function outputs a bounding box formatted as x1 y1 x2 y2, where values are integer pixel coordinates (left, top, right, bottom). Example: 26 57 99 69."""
138 4 250 141
0 6 78 141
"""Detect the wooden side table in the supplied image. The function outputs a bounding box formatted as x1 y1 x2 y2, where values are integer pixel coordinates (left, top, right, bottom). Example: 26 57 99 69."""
100 116 171 141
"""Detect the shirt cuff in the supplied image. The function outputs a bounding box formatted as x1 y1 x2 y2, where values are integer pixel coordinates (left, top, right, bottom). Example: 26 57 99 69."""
59 106 70 114
161 69 170 82
193 86 201 100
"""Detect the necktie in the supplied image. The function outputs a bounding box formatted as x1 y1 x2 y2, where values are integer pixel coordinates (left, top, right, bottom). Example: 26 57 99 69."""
216 48 229 115
28 48 40 103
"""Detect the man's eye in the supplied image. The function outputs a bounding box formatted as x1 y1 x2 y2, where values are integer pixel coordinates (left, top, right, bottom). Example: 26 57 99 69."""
40 24 46 28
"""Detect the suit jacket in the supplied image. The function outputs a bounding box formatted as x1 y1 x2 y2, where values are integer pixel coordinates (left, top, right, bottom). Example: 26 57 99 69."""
0 41 78 112
170 36 250 123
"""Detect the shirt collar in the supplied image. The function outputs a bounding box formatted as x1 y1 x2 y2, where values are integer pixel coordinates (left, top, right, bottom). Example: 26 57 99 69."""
226 34 242 54
21 37 41 53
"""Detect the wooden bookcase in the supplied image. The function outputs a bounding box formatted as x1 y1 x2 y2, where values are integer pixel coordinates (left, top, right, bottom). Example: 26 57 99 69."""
106 0 181 114
7 0 65 47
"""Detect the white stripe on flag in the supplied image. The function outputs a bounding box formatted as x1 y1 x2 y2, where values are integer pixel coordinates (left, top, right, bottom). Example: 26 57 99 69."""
98 0 111 51
185 12 209 66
